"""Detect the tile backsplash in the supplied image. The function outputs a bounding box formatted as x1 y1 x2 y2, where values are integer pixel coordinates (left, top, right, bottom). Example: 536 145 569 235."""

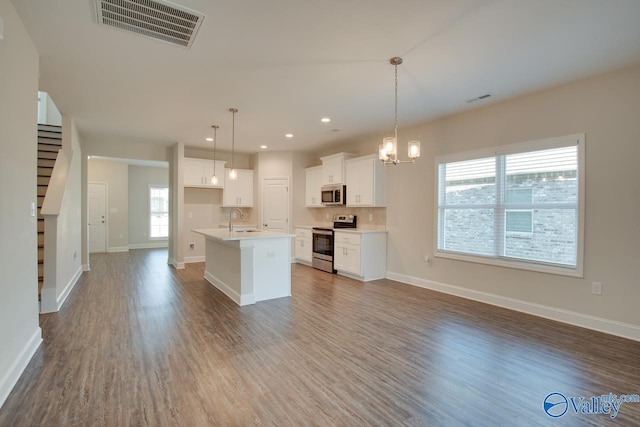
310 207 386 227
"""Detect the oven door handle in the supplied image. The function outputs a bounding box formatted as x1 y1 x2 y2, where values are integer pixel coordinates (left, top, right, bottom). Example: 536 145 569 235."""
312 229 333 236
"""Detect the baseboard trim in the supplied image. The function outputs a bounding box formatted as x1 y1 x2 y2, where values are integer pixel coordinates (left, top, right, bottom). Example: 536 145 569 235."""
40 265 83 314
0 327 42 408
107 246 129 253
184 256 205 264
128 242 168 250
168 258 185 269
386 271 640 342
203 270 254 306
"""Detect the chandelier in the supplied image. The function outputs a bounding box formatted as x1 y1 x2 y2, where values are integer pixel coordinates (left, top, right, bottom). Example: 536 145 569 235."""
379 57 421 165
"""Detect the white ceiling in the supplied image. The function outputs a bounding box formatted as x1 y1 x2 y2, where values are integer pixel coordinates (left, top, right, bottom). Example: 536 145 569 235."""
13 0 640 154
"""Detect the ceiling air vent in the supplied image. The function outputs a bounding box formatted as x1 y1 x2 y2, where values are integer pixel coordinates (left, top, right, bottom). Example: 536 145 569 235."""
95 0 205 49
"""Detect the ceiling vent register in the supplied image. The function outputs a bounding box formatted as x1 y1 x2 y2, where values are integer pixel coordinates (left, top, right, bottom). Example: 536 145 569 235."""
95 0 204 48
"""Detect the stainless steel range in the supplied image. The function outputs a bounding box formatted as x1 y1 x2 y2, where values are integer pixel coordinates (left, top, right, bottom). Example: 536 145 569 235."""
312 214 357 273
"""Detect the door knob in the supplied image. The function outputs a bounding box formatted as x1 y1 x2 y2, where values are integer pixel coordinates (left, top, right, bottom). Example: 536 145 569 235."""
263 224 268 227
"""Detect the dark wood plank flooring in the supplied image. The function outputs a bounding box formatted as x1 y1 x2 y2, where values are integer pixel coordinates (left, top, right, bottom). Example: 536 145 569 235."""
1 249 639 426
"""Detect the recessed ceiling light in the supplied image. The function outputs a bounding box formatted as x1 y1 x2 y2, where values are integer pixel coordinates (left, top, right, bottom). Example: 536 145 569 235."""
321 117 331 123
285 133 294 138
260 145 268 149
206 137 213 142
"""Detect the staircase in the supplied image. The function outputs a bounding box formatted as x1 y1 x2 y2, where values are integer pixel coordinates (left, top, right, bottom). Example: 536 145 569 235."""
37 124 62 299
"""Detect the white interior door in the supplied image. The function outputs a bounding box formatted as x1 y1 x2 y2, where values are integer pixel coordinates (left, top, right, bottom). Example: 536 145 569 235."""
88 182 107 253
262 178 289 233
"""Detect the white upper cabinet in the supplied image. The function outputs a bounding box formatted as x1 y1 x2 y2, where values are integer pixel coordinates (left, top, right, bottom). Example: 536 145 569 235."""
184 158 226 188
346 154 386 207
223 168 253 207
305 166 323 207
320 152 354 185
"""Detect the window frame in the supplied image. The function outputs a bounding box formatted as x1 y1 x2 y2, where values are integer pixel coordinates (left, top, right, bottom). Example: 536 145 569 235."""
149 185 169 240
434 134 585 277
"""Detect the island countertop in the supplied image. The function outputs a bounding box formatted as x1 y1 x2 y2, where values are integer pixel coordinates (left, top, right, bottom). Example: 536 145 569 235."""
192 228 295 241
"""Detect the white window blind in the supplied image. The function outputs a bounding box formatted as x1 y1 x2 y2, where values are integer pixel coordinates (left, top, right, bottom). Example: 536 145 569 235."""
436 134 584 276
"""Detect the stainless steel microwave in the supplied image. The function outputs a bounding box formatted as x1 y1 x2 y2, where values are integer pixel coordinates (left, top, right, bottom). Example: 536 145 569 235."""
321 185 346 205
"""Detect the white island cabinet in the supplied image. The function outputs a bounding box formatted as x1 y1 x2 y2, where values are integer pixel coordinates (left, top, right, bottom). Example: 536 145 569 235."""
192 228 294 306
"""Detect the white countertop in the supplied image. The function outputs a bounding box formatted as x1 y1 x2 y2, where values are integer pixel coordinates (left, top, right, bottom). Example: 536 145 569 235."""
192 228 295 241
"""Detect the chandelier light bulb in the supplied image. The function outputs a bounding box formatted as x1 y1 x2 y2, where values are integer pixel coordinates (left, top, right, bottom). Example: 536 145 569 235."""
408 141 421 159
229 168 237 180
211 175 218 185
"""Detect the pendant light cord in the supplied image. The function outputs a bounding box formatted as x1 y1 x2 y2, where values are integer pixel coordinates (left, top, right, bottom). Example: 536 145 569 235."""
213 125 217 176
230 108 237 170
394 61 399 144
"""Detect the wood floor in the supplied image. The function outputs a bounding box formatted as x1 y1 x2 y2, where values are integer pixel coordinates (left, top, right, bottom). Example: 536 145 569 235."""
1 249 639 426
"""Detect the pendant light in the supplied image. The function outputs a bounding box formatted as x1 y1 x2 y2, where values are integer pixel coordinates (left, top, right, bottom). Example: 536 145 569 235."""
229 108 238 180
379 56 421 165
210 124 219 185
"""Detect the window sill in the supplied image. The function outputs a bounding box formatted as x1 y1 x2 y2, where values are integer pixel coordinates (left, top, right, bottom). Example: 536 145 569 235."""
435 250 583 278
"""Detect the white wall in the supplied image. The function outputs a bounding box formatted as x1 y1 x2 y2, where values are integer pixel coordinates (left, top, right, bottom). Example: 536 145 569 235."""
183 188 223 261
315 63 640 338
292 152 315 228
87 159 129 252
169 143 184 268
36 91 62 126
128 165 169 248
0 0 42 407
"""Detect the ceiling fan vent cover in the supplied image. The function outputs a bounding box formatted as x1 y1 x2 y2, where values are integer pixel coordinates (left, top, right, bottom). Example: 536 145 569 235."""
95 0 204 48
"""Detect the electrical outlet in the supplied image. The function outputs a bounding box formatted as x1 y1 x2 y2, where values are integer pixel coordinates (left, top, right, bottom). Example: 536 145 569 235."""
592 282 602 295
369 213 373 221
424 255 432 266
189 243 195 251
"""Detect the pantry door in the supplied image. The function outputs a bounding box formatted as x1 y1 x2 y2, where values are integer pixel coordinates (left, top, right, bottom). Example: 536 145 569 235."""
261 178 289 233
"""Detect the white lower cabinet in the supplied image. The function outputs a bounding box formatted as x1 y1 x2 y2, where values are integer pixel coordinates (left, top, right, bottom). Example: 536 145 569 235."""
334 232 361 276
295 227 312 264
333 231 387 281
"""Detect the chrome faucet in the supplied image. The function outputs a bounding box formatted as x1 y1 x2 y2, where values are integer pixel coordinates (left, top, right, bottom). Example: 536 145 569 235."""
228 208 244 231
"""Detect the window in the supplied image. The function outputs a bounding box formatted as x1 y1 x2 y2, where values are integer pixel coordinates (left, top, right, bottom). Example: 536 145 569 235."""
149 186 169 239
505 189 533 234
436 134 584 276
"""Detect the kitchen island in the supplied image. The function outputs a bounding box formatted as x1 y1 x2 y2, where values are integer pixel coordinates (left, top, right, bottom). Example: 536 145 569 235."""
192 228 295 306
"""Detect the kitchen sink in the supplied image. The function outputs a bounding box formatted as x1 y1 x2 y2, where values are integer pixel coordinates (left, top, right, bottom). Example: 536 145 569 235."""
233 229 260 233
